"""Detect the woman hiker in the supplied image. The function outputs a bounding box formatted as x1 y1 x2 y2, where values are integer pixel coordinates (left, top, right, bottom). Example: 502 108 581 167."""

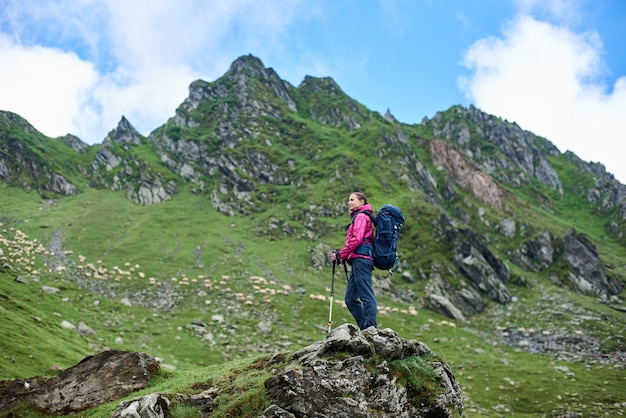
330 192 377 329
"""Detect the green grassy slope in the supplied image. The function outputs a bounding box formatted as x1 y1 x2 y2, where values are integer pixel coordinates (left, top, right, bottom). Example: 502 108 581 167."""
1 180 624 417
0 58 624 415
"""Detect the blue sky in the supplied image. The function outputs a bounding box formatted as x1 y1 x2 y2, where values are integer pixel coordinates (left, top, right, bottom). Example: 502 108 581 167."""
1 0 625 182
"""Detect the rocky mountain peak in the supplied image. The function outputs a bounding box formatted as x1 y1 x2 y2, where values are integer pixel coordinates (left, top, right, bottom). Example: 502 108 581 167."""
299 75 344 96
103 116 143 148
90 116 143 176
178 54 296 124
297 75 372 130
224 54 297 112
226 54 272 80
384 108 397 122
58 133 89 154
0 110 37 134
90 116 175 206
0 111 79 196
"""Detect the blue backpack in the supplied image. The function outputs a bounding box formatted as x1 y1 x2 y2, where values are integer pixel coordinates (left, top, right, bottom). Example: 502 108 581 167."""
353 204 405 271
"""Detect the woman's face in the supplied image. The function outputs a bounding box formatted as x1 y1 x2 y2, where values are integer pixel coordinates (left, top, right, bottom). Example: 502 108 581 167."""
348 194 364 211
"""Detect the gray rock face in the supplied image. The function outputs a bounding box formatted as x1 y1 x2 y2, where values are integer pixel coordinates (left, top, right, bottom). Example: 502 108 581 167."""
89 117 177 205
565 151 626 222
498 218 516 238
180 54 296 121
420 221 515 320
91 145 122 171
264 324 464 418
90 116 144 173
562 231 622 298
425 273 486 321
509 229 622 299
49 173 78 195
453 231 511 304
108 116 143 147
151 130 291 214
148 56 305 214
510 231 555 272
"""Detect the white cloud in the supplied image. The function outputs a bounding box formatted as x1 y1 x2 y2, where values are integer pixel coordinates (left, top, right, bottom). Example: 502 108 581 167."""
0 35 98 137
459 15 626 183
79 64 201 141
0 0 307 143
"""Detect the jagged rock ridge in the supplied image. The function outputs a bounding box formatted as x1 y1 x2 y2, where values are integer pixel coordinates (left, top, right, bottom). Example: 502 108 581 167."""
0 54 624 323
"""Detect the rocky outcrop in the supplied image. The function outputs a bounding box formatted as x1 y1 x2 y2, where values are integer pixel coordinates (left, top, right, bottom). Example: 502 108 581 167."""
152 131 291 214
422 223 514 320
148 55 303 214
178 54 296 125
91 145 122 172
0 351 159 414
90 117 176 205
90 116 144 174
58 133 89 153
48 173 78 195
383 108 397 123
510 230 556 272
112 393 170 418
509 229 622 299
565 151 626 223
263 324 464 417
224 54 297 113
0 112 79 196
562 230 622 299
429 225 623 317
425 272 486 322
0 110 38 133
453 230 511 304
391 133 441 203
126 174 177 206
428 105 563 194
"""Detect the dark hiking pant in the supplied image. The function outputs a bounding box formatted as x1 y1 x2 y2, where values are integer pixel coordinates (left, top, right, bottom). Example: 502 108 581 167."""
345 257 377 329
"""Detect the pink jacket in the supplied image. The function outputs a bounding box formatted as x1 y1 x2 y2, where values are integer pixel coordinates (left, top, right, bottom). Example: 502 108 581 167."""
339 204 374 261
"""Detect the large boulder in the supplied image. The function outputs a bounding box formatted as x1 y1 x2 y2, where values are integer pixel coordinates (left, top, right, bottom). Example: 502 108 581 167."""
263 324 464 417
0 350 159 414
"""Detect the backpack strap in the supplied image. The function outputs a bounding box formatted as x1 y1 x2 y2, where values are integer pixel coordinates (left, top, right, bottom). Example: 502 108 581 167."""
345 209 375 230
347 210 375 256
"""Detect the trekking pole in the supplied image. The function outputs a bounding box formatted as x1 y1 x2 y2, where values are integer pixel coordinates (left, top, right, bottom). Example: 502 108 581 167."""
327 260 336 334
